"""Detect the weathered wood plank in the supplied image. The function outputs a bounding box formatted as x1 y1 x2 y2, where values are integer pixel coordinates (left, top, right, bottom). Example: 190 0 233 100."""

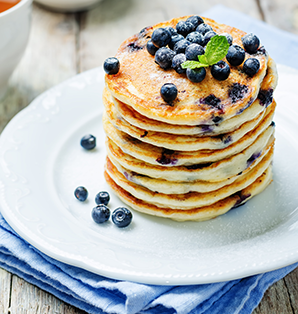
78 0 262 72
0 267 11 314
259 0 298 34
10 275 87 314
283 268 298 313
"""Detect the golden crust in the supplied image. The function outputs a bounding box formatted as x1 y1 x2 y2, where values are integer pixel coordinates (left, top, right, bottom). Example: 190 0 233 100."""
105 16 269 125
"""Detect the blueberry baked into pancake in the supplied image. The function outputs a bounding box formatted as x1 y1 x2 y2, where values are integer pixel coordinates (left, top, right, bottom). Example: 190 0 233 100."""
102 15 277 221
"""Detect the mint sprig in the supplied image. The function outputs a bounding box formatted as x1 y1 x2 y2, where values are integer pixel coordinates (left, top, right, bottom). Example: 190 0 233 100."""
181 35 229 70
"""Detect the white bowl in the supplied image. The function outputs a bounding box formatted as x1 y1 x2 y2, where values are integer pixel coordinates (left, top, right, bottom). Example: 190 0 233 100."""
34 0 102 12
0 0 32 100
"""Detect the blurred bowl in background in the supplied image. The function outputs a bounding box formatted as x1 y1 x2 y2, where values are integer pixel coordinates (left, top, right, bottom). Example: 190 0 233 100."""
34 0 103 12
0 0 32 100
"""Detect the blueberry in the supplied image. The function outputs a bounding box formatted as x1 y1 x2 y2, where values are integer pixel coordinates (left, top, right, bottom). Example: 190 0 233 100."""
221 33 233 45
155 47 176 69
160 83 178 103
112 207 132 228
241 33 260 54
80 134 96 150
74 186 88 202
196 23 213 36
211 61 230 81
151 28 171 48
186 67 206 83
168 34 184 49
146 40 158 55
173 39 190 54
186 15 204 28
186 31 204 46
172 54 186 74
185 43 204 60
95 191 110 206
203 31 217 45
103 57 120 75
226 45 245 66
243 58 260 76
92 204 110 224
176 20 195 37
164 26 177 36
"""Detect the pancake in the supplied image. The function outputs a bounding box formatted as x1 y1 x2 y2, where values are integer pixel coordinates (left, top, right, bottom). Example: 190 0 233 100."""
105 16 271 125
104 165 273 221
106 145 273 208
107 56 277 135
108 144 274 194
103 101 275 166
106 129 275 182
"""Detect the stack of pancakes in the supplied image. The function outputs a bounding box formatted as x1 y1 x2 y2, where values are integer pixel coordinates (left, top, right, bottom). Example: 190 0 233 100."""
103 16 278 221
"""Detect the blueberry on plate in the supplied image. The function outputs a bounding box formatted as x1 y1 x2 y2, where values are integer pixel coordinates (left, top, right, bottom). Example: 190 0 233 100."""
221 33 233 45
168 34 184 49
173 39 190 54
241 33 260 54
196 23 213 36
211 61 230 81
151 27 171 48
172 53 186 74
186 15 204 28
186 67 206 83
103 57 120 75
95 191 110 206
160 83 178 103
155 47 176 69
226 45 245 66
74 186 88 202
80 134 96 150
146 40 158 56
185 43 204 60
176 20 195 37
203 31 217 45
112 207 133 228
92 204 110 224
243 58 260 76
186 31 204 46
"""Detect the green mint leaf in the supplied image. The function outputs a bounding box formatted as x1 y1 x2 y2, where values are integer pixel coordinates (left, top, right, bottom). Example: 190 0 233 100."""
181 61 207 69
204 35 229 65
198 54 208 65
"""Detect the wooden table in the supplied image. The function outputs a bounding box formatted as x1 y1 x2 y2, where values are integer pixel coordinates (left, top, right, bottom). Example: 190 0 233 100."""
0 0 297 312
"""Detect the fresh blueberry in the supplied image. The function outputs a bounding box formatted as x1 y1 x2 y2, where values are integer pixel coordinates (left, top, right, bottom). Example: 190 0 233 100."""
241 33 260 54
146 40 158 55
196 23 213 36
176 20 195 37
186 67 206 83
185 43 204 60
186 15 204 28
92 204 110 224
164 26 177 36
160 83 178 103
168 34 184 49
74 186 88 202
243 58 260 76
221 33 233 45
226 45 245 66
95 191 110 206
112 207 133 228
211 61 230 81
80 134 96 150
155 47 176 69
172 53 187 74
151 28 171 48
173 39 190 54
186 31 204 46
203 31 217 45
103 57 120 75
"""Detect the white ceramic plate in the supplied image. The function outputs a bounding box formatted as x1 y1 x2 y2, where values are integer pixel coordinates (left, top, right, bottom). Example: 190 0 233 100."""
0 65 298 285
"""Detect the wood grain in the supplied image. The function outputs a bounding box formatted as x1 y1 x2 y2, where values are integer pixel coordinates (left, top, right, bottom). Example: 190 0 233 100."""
0 268 11 313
